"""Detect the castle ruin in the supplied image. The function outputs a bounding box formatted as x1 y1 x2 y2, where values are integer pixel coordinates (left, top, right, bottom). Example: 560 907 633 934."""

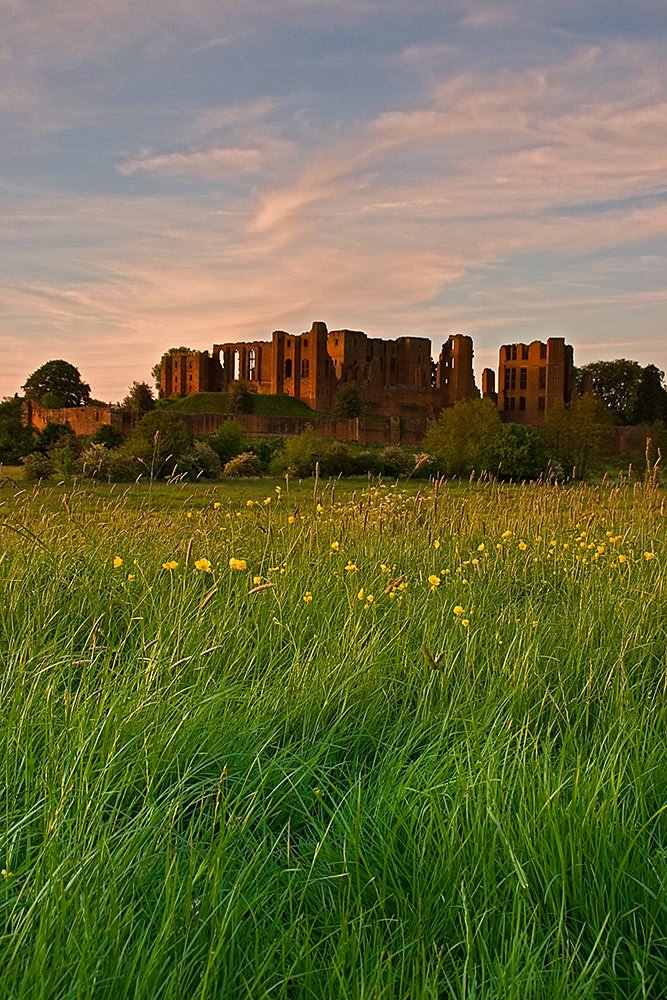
160 322 479 418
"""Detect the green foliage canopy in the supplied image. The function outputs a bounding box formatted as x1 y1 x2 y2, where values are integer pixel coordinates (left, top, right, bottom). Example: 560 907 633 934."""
423 397 502 476
22 360 91 408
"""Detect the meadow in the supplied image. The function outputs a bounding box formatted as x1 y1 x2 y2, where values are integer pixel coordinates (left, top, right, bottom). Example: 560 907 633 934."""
0 476 665 999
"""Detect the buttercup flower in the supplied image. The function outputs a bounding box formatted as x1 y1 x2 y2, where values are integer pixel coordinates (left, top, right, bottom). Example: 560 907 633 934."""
303 591 313 603
345 561 358 572
195 558 212 573
518 540 527 551
162 560 178 570
229 558 247 571
113 556 123 568
428 574 441 590
453 605 464 616
331 541 340 551
644 551 655 561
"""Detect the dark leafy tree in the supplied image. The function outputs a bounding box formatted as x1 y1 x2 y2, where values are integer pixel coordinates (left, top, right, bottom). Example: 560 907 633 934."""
22 360 91 408
333 383 362 418
631 365 667 424
576 360 642 424
485 424 548 480
0 397 35 464
92 424 124 449
544 394 613 477
38 422 77 453
122 381 156 413
228 380 256 414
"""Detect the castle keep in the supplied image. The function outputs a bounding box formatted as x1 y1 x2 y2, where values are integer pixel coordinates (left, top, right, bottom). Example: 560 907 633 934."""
160 323 479 417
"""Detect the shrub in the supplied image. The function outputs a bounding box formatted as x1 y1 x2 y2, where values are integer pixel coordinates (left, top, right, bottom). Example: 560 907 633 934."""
92 424 124 449
320 442 353 476
38 422 77 454
380 446 414 477
207 421 247 464
274 427 328 478
424 398 502 476
22 452 54 480
485 424 548 481
80 443 113 481
350 450 384 476
222 451 262 477
228 380 256 415
184 441 222 480
333 383 362 418
250 437 286 471
130 410 192 468
50 444 80 477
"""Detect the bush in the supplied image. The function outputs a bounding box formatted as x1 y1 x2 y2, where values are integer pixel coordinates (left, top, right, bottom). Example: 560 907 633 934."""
424 398 502 477
485 424 548 481
183 441 222 480
271 427 328 478
228 380 256 415
320 442 353 477
92 424 124 449
380 446 414 477
50 444 80 477
333 383 362 418
222 451 262 478
130 411 193 468
80 443 113 481
22 452 54 480
250 437 286 471
350 450 384 476
207 421 247 464
38 422 77 454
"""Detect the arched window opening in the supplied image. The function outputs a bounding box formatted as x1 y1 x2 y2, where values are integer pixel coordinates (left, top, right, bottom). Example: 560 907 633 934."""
285 358 293 379
248 349 257 382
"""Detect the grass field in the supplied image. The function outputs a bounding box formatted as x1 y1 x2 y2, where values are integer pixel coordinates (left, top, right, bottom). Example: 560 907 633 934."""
165 392 320 417
0 478 665 998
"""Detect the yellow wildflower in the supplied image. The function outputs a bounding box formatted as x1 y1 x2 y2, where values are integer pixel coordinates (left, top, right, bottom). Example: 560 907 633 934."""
453 605 464 616
644 551 655 561
462 619 470 627
1 869 12 879
288 515 296 524
195 558 212 573
357 588 365 600
331 541 340 551
518 540 527 551
213 502 221 510
113 556 123 568
127 573 136 581
303 591 313 603
186 511 193 519
246 499 254 508
275 486 282 494
433 539 441 549
502 530 512 540
316 503 324 514
477 543 485 552
345 561 358 572
428 574 441 588
162 560 178 571
471 558 479 566
531 620 539 628
618 554 627 564
228 558 246 571
366 594 374 604
253 576 262 585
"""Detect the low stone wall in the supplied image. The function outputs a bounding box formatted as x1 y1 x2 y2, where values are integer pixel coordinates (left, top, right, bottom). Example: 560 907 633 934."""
22 400 428 447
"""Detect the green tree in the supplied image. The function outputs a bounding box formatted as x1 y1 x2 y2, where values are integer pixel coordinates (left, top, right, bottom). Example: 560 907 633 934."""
631 365 667 424
129 410 193 471
544 394 613 477
122 381 156 413
151 347 193 392
22 360 91 408
576 359 642 424
485 424 548 481
423 397 502 476
0 397 35 464
333 382 362 418
228 380 256 414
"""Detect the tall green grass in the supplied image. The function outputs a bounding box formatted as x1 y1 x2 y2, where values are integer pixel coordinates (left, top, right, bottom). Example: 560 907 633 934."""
0 480 665 998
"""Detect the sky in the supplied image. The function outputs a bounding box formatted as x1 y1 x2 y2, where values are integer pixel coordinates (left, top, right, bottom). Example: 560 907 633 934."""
1 0 666 402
